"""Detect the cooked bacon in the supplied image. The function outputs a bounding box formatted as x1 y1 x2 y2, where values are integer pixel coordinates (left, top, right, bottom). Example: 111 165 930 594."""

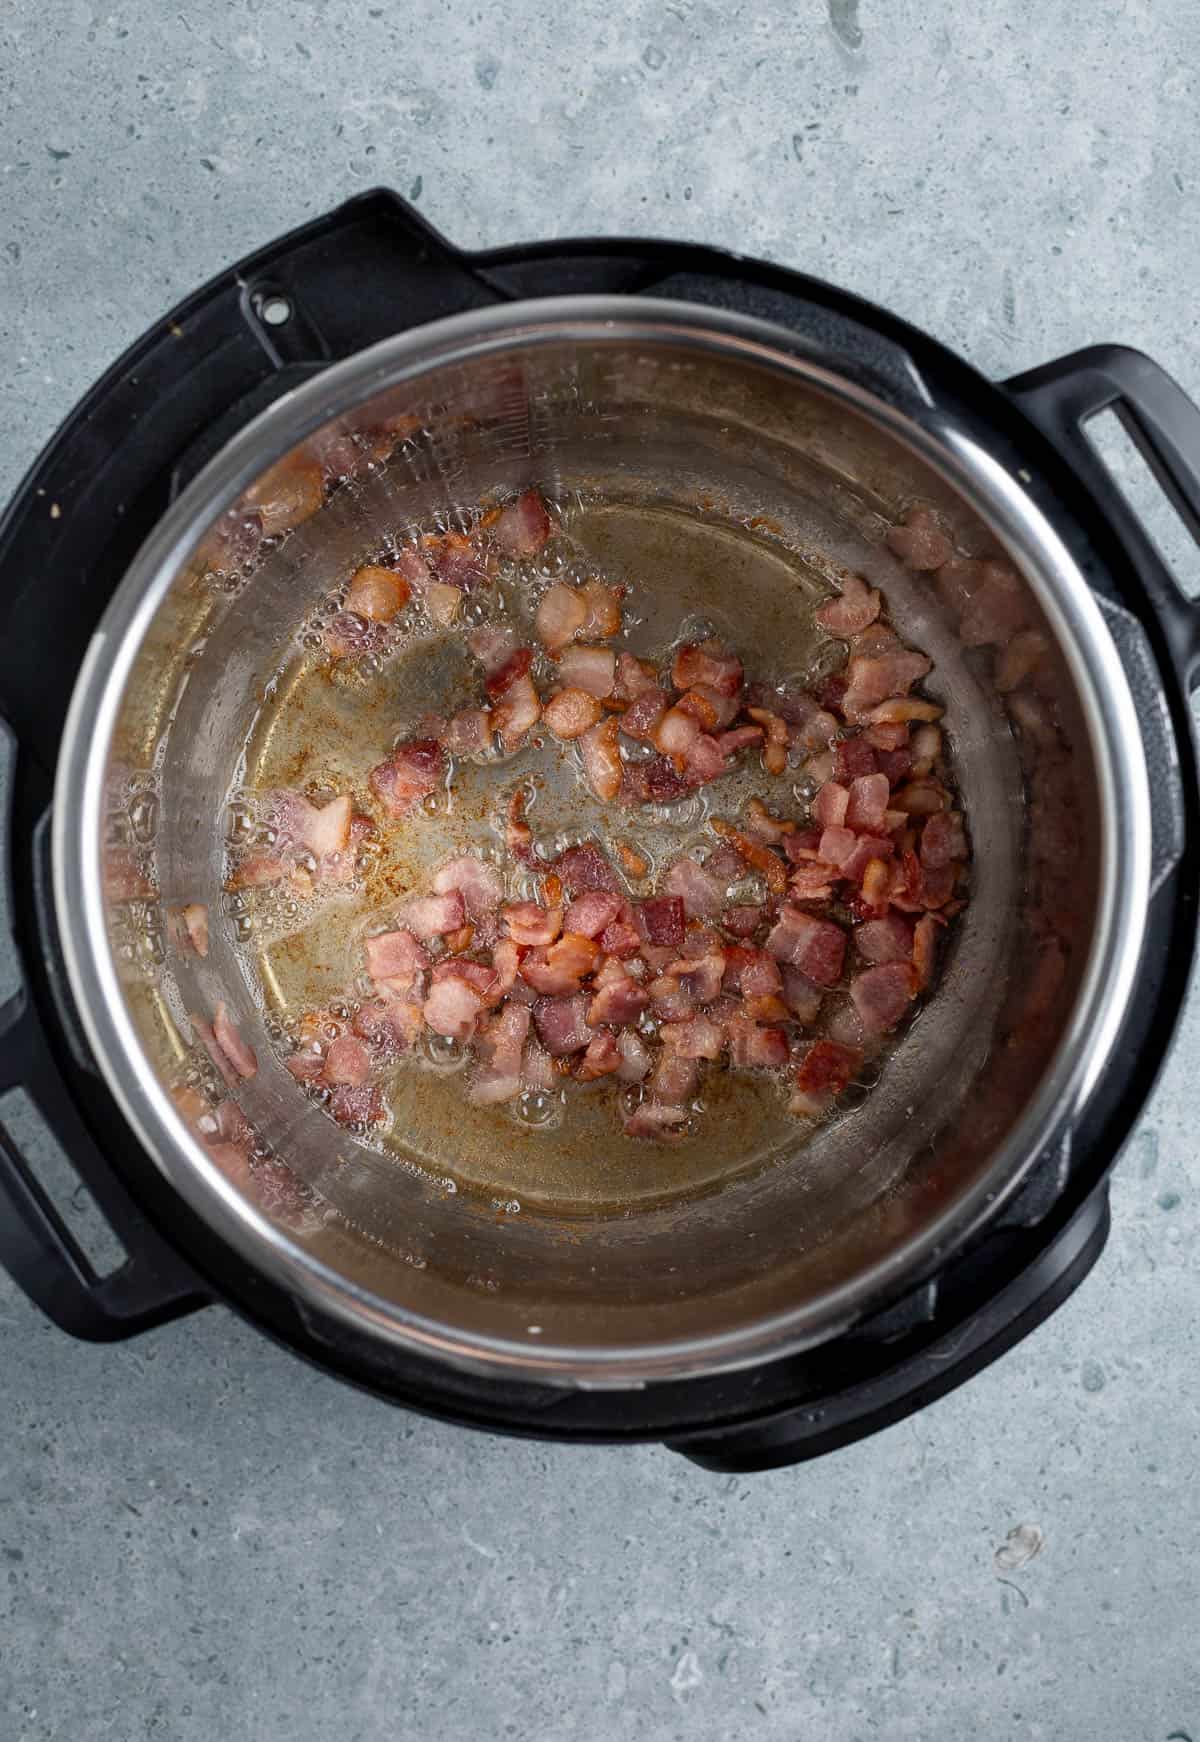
995 628 1049 692
323 1032 372 1087
493 672 542 751
564 891 624 938
860 857 891 911
506 789 535 862
616 1028 652 1083
790 1038 861 1115
855 912 914 964
484 645 534 699
849 623 902 658
286 1040 327 1083
579 716 622 801
865 720 910 752
708 819 788 894
815 572 881 636
431 958 500 1002
672 639 743 697
369 738 444 817
909 724 942 776
654 704 700 765
422 973 485 1041
212 1002 258 1080
934 556 985 616
959 561 1026 647
599 917 642 959
781 829 822 863
543 686 603 740
886 505 953 570
648 971 694 1022
365 927 430 989
493 488 552 558
247 453 325 537
534 582 587 653
744 683 839 749
578 580 624 640
868 697 943 725
558 645 616 698
353 995 420 1057
832 735 878 784
851 961 917 1034
741 798 789 845
845 772 890 833
891 779 947 817
503 901 562 947
614 841 650 878
521 1037 556 1091
432 855 503 920
726 1020 790 1070
780 966 823 1023
722 904 764 938
328 1083 386 1127
765 907 846 986
650 1049 700 1108
918 861 959 909
469 622 519 677
425 580 463 626
427 530 490 591
812 780 850 830
520 933 599 995
636 896 686 949
533 993 592 1056
179 902 209 957
577 1030 622 1082
660 1015 724 1060
745 706 789 774
557 841 620 893
912 913 939 991
721 945 782 997
662 857 723 920
443 707 493 756
613 652 662 703
841 651 933 721
920 811 968 867
345 563 410 622
400 891 465 940
469 1002 533 1104
876 748 914 787
588 959 651 1026
619 689 670 743
788 862 838 901
678 684 740 731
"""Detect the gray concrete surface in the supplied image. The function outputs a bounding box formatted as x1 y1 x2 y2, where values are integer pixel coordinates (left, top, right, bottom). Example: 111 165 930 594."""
2 4 1199 1738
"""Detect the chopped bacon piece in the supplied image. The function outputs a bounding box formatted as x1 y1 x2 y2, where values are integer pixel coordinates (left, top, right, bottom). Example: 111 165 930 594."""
493 672 542 751
935 556 985 615
790 1038 861 1115
286 1040 327 1083
247 453 325 538
614 841 649 879
212 1002 258 1080
841 651 933 722
369 738 444 818
781 829 822 863
579 716 622 801
433 855 503 919
345 563 410 622
743 798 791 845
427 530 490 591
613 652 662 702
401 890 465 939
425 581 463 626
648 972 694 1022
727 1019 790 1070
678 684 740 731
328 1083 386 1128
812 779 850 830
636 896 686 949
588 960 651 1026
577 1030 622 1082
650 1049 700 1107
744 683 839 749
660 1016 724 1060
543 686 603 740
469 622 519 676
503 901 562 947
788 862 838 901
422 973 485 1041
845 772 890 833
856 912 914 964
722 904 764 938
666 945 726 1005
520 932 599 995
815 572 881 636
959 561 1026 647
431 958 500 1002
918 861 958 909
722 945 782 997
851 961 918 1034
619 689 670 743
781 966 823 1023
179 902 209 958
876 748 914 787
506 789 535 863
868 697 943 725
654 704 700 765
578 580 624 640
832 736 878 784
886 506 953 570
557 842 620 893
995 629 1049 693
765 908 846 986
484 645 534 699
865 720 910 752
521 1038 556 1091
534 582 588 653
663 857 724 920
443 707 493 756
616 1028 652 1083
708 819 788 894
912 914 939 991
493 488 552 558
353 996 419 1058
909 723 942 776
714 726 764 762
852 627 906 659
558 645 616 698
672 639 743 697
323 1032 372 1087
920 811 968 868
891 779 947 817
745 706 789 774
533 993 592 1056
622 751 688 810
469 1002 533 1105
365 927 430 989
564 891 624 938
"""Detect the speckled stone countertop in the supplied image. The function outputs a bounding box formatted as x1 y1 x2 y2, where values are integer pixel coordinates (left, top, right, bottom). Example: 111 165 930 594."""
2 4 1198 1738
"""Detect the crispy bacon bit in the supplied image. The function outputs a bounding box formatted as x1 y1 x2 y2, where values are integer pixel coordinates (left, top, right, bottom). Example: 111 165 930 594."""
345 563 410 622
677 685 739 731
365 927 430 990
886 505 953 570
578 580 624 640
543 686 603 740
813 780 850 830
520 933 600 995
815 572 882 636
672 639 744 697
212 1002 258 1080
425 580 463 626
866 720 910 752
868 697 943 725
535 582 588 653
579 716 622 801
484 644 534 699
743 798 790 845
636 896 686 949
790 1038 861 1115
851 961 917 1034
845 772 890 833
533 993 592 1056
745 683 839 749
788 862 838 902
469 1002 533 1104
599 906 642 957
503 901 562 947
493 672 542 751
588 958 651 1027
781 830 822 863
557 842 620 894
841 651 933 722
910 724 942 776
506 789 535 863
856 911 914 966
722 946 783 999
765 908 846 987
558 645 616 698
654 704 700 766
912 913 939 990
621 755 690 807
891 780 947 817
369 738 444 818
614 840 650 879
708 818 788 894
743 706 789 774
493 488 552 558
401 890 465 940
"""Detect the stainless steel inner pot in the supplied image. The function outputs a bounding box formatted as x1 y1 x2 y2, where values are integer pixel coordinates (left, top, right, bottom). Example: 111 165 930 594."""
53 300 1152 1382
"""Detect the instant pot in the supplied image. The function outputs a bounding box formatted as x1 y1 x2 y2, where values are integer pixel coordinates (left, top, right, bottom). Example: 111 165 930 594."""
0 190 1195 1471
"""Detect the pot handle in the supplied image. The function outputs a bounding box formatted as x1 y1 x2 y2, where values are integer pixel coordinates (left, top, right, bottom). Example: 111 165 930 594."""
0 724 208 1339
1005 345 1200 688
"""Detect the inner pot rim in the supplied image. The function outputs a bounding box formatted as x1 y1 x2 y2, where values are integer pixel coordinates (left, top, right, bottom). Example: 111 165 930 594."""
52 297 1152 1383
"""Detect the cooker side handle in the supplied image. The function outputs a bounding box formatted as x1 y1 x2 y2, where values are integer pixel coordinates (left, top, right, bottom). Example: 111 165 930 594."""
0 724 209 1340
1004 346 1200 686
